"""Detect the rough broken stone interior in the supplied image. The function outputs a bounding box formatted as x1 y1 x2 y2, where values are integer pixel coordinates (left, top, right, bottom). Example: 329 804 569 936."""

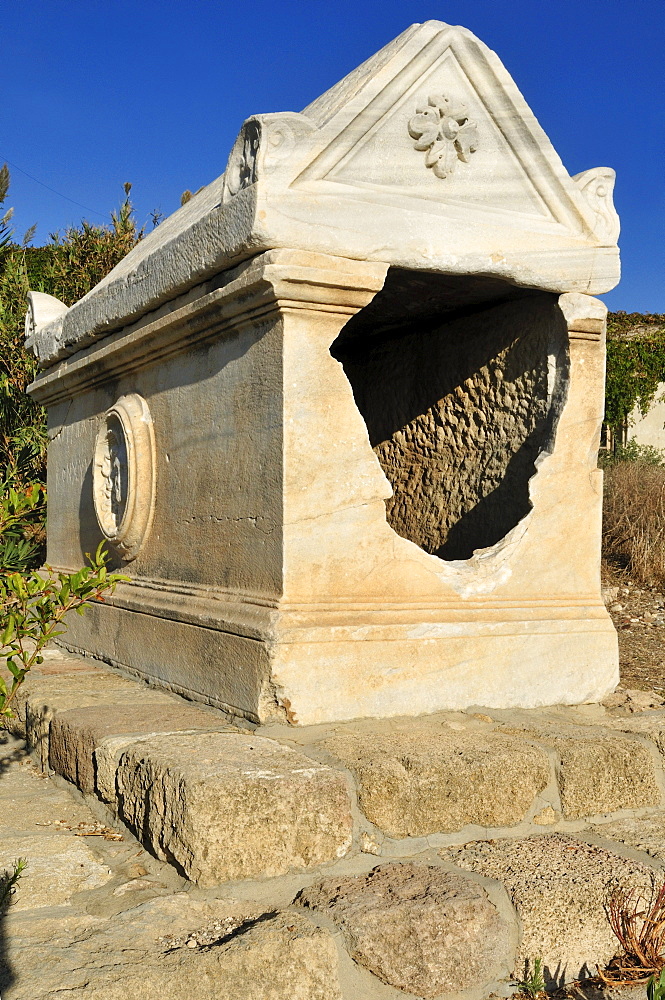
3 19 642 1000
332 278 565 559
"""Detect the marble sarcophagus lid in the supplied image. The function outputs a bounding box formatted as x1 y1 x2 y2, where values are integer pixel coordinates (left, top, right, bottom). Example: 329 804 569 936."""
26 21 620 725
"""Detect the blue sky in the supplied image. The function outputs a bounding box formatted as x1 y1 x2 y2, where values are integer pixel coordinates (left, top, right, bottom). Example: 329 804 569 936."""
3 0 663 312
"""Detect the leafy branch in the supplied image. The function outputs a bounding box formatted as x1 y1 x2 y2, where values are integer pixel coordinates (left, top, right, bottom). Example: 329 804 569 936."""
0 542 128 724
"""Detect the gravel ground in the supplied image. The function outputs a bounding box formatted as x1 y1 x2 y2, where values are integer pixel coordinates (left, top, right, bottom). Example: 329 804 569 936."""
602 568 665 692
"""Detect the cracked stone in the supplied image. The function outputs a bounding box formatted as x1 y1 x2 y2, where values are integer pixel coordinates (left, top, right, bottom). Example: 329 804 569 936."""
297 863 513 997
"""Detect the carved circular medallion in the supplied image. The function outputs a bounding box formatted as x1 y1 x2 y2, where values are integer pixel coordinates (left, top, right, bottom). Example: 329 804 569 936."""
93 394 156 561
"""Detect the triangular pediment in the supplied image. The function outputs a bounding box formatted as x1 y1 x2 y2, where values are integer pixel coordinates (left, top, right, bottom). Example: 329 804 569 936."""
291 22 606 239
28 21 619 369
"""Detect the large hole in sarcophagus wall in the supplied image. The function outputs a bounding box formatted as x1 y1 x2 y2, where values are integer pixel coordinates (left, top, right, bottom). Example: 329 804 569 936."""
331 269 569 561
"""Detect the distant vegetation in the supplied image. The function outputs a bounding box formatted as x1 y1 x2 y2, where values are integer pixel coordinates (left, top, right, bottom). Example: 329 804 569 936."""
0 167 143 570
605 311 665 444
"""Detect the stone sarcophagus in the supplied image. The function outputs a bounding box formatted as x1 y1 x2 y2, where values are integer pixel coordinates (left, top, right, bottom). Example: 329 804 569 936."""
27 21 620 726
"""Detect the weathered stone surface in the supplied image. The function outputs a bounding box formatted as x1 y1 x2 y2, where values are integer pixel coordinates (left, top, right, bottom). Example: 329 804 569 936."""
5 897 342 1000
602 712 665 756
354 296 556 560
297 862 513 998
444 834 657 982
0 778 88 832
94 734 147 805
0 834 112 910
49 702 231 792
115 731 353 884
555 730 661 819
1 733 342 1000
499 722 661 818
603 689 665 714
81 911 342 1000
322 729 551 836
589 816 665 863
17 669 172 763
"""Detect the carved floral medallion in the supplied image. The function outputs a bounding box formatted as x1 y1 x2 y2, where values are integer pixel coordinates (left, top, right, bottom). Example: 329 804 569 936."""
408 95 479 179
93 394 156 561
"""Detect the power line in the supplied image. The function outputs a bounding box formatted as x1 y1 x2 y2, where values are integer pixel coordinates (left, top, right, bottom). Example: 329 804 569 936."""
0 154 108 220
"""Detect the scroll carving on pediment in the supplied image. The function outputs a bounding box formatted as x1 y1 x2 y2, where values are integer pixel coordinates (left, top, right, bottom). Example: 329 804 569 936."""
24 290 69 342
224 119 261 199
408 95 479 179
223 114 315 202
573 167 620 243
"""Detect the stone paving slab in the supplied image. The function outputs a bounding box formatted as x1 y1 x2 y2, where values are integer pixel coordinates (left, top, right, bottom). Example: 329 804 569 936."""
0 834 113 910
604 714 665 757
443 834 659 985
5 903 343 1000
587 815 665 864
297 862 515 999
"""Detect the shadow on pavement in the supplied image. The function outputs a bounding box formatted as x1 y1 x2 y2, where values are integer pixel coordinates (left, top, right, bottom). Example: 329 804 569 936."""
0 730 30 998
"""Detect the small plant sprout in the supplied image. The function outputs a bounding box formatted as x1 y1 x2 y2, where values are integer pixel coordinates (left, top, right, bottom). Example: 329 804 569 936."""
647 966 665 1000
0 857 27 910
513 957 546 998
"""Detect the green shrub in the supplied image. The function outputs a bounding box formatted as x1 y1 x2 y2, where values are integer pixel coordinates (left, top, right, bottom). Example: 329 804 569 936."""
0 541 127 724
600 439 665 469
1 169 144 577
647 967 665 1000
512 957 545 998
0 479 46 572
0 171 144 491
605 312 665 441
0 857 27 911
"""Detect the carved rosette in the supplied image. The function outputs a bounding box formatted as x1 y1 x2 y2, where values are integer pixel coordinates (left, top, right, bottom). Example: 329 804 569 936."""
408 94 479 179
93 394 156 561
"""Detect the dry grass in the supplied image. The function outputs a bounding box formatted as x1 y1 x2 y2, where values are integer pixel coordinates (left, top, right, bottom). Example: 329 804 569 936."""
603 460 665 588
599 881 665 985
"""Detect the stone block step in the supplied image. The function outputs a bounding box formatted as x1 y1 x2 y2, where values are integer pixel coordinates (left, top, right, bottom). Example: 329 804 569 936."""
321 729 552 837
297 862 516 999
497 719 662 818
15 648 665 890
111 731 354 884
49 702 233 793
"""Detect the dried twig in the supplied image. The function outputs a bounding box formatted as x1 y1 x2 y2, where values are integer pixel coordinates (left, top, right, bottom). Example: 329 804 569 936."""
599 880 665 985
